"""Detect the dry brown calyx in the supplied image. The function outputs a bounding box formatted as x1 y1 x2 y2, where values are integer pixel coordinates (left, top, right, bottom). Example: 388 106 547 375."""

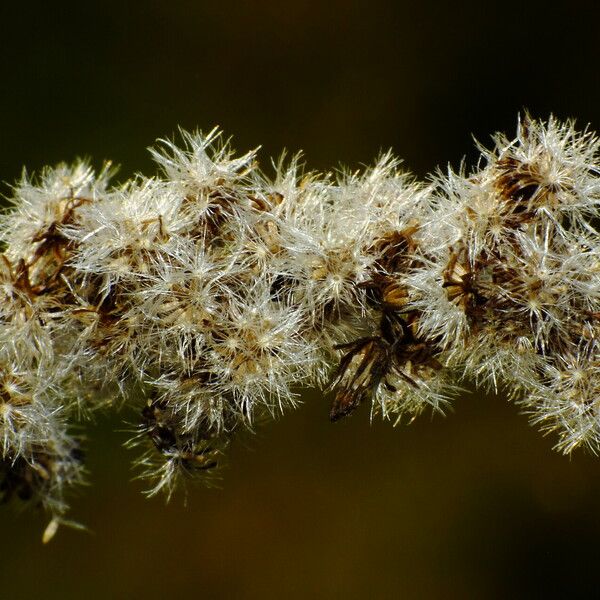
329 223 443 421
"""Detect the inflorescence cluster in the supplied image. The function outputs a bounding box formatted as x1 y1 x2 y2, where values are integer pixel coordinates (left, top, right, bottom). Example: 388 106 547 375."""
1 115 599 539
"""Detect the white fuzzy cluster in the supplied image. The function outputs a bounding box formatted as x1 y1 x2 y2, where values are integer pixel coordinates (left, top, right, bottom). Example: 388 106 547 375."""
408 116 600 451
1 116 599 536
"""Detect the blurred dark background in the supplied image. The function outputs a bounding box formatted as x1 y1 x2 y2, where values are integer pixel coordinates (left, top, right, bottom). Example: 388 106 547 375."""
1 1 600 598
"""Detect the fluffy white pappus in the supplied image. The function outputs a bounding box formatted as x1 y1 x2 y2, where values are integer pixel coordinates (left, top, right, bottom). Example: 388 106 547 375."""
0 365 85 518
1 161 114 259
298 241 373 318
373 366 459 425
404 253 470 351
527 347 600 454
431 115 600 273
134 434 226 500
150 127 259 200
257 152 312 217
332 156 430 241
132 243 247 370
13 426 85 518
0 366 62 457
217 325 311 415
131 393 231 498
0 299 55 373
272 158 427 322
64 179 184 294
150 374 228 434
481 114 600 228
202 281 319 421
451 327 545 400
430 166 515 261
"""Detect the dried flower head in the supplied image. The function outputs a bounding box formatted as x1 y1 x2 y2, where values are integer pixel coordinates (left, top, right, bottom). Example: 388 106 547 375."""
1 114 600 539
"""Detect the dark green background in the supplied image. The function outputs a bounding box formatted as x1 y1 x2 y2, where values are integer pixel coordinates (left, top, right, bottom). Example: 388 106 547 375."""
1 2 600 598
